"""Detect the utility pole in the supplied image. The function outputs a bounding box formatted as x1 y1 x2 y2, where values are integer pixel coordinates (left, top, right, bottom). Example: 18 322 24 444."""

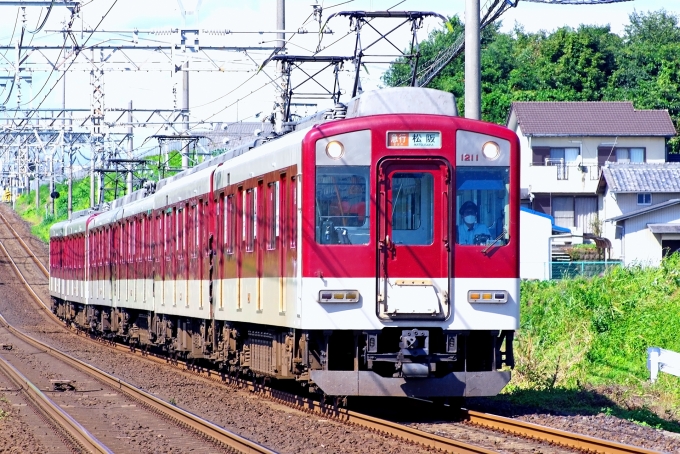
464 0 481 120
274 0 287 135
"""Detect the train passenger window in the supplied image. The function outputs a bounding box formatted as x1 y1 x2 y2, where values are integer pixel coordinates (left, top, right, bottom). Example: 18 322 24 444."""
225 195 235 254
267 181 278 250
315 166 370 245
455 166 509 246
195 203 200 248
130 220 135 261
391 173 434 245
290 177 297 249
245 189 255 252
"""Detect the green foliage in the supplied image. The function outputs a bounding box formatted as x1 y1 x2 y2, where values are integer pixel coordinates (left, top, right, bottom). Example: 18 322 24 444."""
384 9 680 150
14 176 93 242
515 255 680 423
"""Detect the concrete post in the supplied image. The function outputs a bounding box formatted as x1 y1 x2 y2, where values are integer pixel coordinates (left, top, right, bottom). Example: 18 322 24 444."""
127 100 133 194
464 0 481 120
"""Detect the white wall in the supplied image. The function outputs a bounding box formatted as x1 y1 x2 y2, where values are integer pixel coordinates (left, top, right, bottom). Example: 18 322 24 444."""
602 192 680 263
518 133 667 195
520 209 552 280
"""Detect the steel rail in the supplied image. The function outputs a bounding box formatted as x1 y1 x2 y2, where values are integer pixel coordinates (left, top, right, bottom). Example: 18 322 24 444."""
0 242 276 454
464 410 661 454
0 313 276 454
3 212 662 454
0 211 49 277
0 345 113 454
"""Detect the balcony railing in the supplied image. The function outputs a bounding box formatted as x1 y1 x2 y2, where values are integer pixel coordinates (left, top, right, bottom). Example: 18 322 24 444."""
545 158 568 180
531 160 603 181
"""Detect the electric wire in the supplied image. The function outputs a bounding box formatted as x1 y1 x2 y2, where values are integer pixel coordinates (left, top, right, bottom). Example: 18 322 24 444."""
27 0 55 34
0 8 21 100
4 0 119 138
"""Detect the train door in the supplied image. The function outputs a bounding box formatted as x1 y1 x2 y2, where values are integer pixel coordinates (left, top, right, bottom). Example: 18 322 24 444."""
377 159 451 319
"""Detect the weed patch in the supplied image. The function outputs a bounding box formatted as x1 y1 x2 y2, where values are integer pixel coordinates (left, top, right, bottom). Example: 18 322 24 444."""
515 257 680 426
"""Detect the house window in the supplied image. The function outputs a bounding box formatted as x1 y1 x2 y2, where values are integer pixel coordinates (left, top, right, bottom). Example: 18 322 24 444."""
552 196 598 232
548 148 579 165
552 197 574 229
637 193 651 205
599 147 645 165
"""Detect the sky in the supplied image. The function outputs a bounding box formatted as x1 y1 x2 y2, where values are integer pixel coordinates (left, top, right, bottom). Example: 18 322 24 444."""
0 0 676 157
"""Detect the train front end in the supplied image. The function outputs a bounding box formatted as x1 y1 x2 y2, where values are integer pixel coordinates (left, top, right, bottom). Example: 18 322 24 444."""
300 87 520 397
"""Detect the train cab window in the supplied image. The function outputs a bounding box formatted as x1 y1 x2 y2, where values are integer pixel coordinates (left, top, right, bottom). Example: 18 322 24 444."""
455 166 510 246
315 166 369 245
391 173 434 245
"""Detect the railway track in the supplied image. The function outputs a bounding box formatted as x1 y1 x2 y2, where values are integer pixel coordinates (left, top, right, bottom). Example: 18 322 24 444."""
0 215 275 454
0 346 112 453
0 207 665 454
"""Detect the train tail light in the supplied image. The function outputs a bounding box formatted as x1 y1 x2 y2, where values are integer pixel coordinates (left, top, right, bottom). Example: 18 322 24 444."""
468 290 507 304
319 290 360 303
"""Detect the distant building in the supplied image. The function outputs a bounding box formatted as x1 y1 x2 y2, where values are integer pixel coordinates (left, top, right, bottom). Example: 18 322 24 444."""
599 163 680 266
507 101 677 269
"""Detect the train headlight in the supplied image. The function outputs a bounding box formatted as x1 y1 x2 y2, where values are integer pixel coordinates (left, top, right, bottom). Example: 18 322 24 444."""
468 290 508 304
482 141 500 160
325 141 345 160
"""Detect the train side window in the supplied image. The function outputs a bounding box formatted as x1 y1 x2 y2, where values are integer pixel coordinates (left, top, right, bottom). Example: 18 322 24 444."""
455 166 510 246
130 220 135 262
290 176 297 249
195 202 200 249
267 181 278 250
140 218 144 263
245 189 255 252
226 195 235 254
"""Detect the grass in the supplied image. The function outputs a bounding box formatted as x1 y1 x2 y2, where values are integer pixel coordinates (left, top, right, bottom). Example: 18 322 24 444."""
505 256 680 430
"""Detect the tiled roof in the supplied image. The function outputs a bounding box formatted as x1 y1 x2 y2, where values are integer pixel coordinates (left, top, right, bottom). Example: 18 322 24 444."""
510 102 676 137
606 199 680 222
601 163 680 193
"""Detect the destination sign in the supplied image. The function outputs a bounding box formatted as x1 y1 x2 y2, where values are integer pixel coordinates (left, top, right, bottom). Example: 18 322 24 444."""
386 131 441 149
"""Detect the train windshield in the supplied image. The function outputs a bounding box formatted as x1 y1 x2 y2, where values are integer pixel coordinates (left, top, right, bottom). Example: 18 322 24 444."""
316 166 370 245
455 166 510 246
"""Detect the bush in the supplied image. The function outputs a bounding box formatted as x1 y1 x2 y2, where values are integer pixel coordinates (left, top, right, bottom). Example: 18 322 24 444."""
515 256 680 419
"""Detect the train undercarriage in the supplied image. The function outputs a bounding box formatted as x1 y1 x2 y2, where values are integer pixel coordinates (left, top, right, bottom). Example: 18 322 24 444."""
52 298 514 397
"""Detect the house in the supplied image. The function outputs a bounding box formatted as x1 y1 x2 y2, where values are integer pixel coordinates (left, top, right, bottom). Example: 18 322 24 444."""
520 207 571 280
507 102 676 238
599 163 680 266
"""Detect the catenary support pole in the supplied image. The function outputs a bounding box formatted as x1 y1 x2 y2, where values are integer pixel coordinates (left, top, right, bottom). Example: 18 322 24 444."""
182 62 189 170
127 100 133 194
464 0 481 120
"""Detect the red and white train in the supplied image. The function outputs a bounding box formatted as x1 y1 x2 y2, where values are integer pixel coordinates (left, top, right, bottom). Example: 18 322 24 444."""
49 87 519 398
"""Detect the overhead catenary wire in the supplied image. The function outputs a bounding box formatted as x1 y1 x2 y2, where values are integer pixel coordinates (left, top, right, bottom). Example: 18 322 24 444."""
0 8 21 100
27 0 54 34
3 0 119 140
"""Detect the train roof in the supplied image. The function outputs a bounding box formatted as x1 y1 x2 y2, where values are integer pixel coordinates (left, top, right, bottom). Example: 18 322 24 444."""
153 164 216 207
213 126 309 190
51 86 459 238
345 87 458 118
